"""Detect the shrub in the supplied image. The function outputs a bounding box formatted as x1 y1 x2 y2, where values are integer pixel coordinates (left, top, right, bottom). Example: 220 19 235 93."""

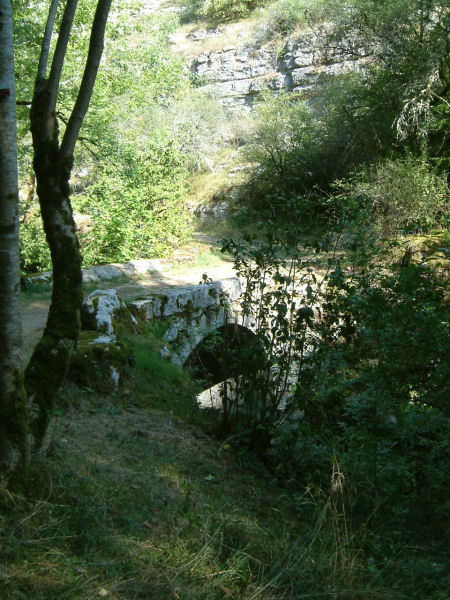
265 0 319 35
74 142 191 266
335 157 449 236
246 91 318 179
216 230 325 446
149 92 231 172
20 207 51 273
183 0 265 23
297 255 450 535
318 0 450 160
243 91 325 218
218 227 449 543
243 76 398 220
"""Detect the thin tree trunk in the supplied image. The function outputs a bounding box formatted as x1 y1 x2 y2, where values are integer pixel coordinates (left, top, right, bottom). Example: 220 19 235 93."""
0 0 28 485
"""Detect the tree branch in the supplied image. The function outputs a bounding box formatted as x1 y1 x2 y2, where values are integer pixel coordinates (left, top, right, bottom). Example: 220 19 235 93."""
56 111 100 159
47 0 79 112
36 0 60 81
60 0 112 159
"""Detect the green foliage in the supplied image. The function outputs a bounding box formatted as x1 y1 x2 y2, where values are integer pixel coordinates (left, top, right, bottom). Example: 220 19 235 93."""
291 253 450 543
332 157 449 237
318 68 400 170
17 7 198 271
246 91 318 181
13 1 50 174
244 73 405 218
218 230 322 446
243 0 449 222
265 0 322 36
244 92 327 218
20 208 52 273
147 91 231 172
74 11 195 265
244 70 409 218
319 0 449 157
182 0 266 24
74 142 191 266
218 226 449 587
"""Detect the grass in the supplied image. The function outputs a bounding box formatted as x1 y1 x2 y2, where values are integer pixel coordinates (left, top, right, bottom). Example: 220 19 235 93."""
0 412 350 599
172 13 261 57
0 341 301 599
125 330 200 419
188 169 234 210
12 227 449 600
1 326 447 600
169 246 234 276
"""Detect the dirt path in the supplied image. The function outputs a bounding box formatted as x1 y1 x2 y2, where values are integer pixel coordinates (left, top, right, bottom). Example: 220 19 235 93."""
21 253 237 364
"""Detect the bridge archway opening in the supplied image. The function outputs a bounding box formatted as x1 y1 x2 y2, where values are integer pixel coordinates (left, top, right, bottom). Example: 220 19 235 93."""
184 323 265 390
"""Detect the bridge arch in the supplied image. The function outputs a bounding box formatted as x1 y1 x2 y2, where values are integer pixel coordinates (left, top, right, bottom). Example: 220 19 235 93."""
184 323 265 388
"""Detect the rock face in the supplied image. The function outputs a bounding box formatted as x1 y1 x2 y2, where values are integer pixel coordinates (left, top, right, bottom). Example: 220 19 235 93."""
191 31 363 109
82 289 126 339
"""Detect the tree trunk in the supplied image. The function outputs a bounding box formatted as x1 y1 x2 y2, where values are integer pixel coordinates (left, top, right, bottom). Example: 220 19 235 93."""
25 0 112 448
25 97 83 445
0 0 28 486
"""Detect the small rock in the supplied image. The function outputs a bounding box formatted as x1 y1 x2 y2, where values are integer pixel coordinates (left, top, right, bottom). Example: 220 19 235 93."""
159 346 171 360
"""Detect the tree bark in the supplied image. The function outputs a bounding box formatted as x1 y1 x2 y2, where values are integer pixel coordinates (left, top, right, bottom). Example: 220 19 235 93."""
0 0 28 485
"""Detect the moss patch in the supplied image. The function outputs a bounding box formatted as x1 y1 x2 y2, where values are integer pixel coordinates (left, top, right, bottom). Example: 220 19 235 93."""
68 331 132 393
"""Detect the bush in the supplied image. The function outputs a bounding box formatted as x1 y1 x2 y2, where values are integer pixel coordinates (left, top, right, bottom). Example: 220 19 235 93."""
20 208 51 273
243 91 324 216
149 92 231 172
215 229 326 446
296 255 450 536
318 0 450 160
182 0 265 23
335 157 449 236
218 227 449 543
265 0 319 35
74 142 191 266
19 141 192 272
243 75 400 220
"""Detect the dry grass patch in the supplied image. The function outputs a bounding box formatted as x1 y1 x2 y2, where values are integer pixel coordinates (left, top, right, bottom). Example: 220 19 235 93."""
0 393 304 600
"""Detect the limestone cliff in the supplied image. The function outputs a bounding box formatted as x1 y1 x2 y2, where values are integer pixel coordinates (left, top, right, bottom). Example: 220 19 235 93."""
172 22 364 109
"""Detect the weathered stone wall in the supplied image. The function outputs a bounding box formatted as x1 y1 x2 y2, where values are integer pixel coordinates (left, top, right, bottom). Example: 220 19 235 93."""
79 278 256 368
22 258 168 288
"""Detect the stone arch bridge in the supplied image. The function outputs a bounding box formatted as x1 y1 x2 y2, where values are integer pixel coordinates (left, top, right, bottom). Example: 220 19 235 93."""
129 277 255 368
81 278 260 387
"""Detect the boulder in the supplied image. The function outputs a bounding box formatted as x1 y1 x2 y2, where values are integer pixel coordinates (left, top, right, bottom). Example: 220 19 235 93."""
69 331 132 394
81 288 138 339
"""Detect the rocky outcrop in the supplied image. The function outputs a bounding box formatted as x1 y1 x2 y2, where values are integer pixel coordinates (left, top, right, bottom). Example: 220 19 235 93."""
82 289 131 340
191 31 365 109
